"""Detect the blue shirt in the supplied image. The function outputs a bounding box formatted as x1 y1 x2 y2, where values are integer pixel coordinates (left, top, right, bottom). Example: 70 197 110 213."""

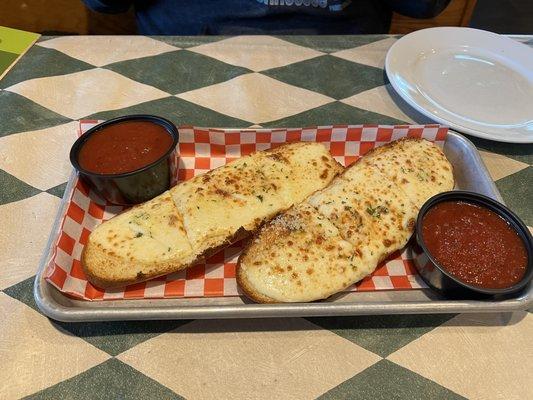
84 0 450 35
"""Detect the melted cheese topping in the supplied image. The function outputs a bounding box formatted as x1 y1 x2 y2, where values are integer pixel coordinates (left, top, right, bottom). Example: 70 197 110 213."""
360 139 454 208
89 192 194 264
170 142 341 255
239 203 357 302
308 163 418 253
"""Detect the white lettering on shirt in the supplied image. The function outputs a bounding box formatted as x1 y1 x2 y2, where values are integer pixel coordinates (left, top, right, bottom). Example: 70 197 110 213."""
257 0 330 8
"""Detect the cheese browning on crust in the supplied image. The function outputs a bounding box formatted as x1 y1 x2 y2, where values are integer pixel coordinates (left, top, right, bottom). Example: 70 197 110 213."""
308 162 418 253
82 192 195 288
237 203 357 302
237 138 454 303
82 142 341 288
359 138 454 208
170 142 342 255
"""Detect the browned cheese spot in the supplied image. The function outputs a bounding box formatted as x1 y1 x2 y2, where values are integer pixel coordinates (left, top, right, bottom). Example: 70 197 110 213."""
268 153 289 163
306 268 314 275
319 169 328 179
291 272 298 279
215 188 231 197
383 239 392 247
287 240 294 246
168 214 179 227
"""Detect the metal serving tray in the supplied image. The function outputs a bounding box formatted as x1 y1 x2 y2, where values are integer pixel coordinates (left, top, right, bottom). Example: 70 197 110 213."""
34 130 532 321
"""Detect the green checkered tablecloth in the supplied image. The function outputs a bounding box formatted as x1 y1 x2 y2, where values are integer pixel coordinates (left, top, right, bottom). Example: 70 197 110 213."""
0 35 531 400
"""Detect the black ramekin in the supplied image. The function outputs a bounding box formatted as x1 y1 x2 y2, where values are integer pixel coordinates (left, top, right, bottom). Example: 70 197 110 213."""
70 115 179 205
412 191 533 299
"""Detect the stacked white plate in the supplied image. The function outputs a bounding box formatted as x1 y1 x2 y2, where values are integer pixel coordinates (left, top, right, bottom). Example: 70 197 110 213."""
386 27 533 143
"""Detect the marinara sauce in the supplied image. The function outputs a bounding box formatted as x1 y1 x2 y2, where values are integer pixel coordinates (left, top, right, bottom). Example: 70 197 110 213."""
78 121 173 174
421 201 527 289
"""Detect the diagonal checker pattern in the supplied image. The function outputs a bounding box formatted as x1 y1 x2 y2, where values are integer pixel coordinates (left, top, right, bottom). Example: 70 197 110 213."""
0 34 531 399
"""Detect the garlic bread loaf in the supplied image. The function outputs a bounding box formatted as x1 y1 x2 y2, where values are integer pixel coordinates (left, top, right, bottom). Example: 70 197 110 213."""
236 138 454 303
82 142 342 288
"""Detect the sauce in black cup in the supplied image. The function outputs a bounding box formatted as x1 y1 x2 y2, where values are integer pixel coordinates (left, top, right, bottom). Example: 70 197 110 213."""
412 191 533 298
70 115 179 205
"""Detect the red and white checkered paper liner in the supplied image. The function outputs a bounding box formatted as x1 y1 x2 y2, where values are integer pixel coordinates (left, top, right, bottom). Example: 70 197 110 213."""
44 123 447 301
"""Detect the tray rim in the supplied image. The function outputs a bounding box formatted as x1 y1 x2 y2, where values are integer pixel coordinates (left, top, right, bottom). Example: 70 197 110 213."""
33 128 532 322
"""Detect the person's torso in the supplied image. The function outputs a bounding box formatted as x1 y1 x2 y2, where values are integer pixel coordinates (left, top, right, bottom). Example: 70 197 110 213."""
133 0 390 35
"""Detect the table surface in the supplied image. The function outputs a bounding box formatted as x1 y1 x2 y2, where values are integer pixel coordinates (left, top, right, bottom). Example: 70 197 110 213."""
0 34 532 400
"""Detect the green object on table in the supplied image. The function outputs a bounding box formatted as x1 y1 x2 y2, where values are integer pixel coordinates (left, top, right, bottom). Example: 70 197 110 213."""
0 26 40 79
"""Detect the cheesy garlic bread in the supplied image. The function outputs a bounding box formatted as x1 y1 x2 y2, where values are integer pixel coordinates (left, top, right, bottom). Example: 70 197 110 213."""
236 138 454 303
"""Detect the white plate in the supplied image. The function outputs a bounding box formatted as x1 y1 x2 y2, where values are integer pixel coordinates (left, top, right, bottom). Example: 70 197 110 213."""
385 27 533 143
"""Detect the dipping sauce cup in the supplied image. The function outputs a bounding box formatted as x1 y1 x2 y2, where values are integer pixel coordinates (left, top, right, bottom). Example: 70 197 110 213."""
70 115 179 205
413 191 533 298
